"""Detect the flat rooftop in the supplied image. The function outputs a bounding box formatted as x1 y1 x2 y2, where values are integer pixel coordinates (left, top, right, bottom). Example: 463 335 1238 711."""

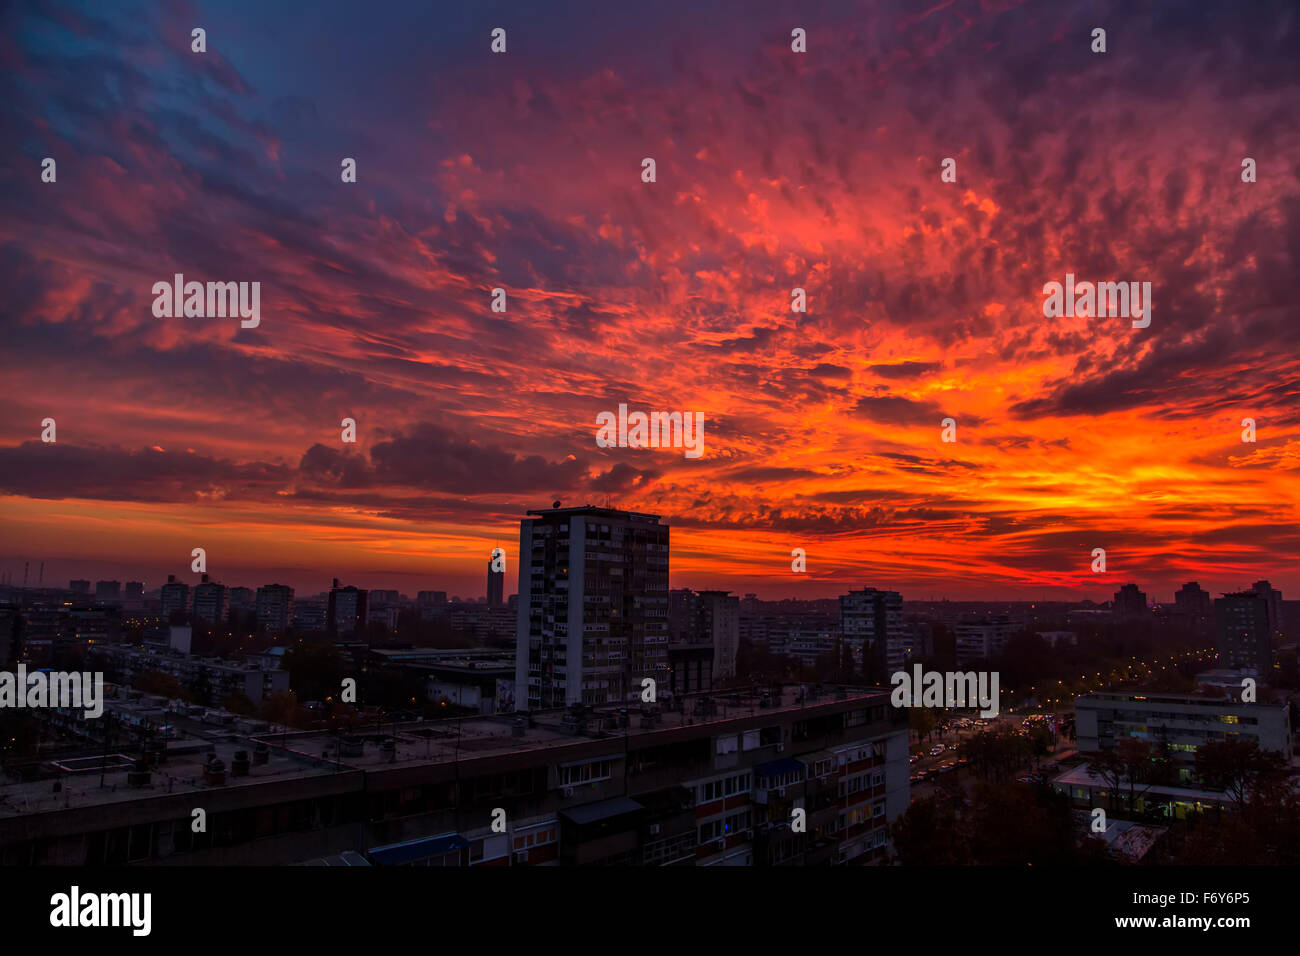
0 684 892 816
0 737 347 820
269 684 892 770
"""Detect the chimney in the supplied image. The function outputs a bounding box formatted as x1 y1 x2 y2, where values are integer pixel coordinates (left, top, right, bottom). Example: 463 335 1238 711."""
333 578 340 588
167 574 176 584
201 573 209 584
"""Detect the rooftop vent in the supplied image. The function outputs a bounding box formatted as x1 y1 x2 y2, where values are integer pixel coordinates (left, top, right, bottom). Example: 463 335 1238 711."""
203 756 226 786
127 758 151 788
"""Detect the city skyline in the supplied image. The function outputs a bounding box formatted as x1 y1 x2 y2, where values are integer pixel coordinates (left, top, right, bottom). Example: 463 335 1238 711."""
0 546 1288 608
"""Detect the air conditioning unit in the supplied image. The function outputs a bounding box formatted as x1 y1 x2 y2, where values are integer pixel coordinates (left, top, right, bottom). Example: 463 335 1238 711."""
777 787 786 797
562 786 575 797
776 743 785 752
649 823 662 836
514 849 529 863
714 838 726 851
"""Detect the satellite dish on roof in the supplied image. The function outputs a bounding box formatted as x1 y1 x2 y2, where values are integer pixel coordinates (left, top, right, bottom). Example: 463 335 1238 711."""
552 500 561 509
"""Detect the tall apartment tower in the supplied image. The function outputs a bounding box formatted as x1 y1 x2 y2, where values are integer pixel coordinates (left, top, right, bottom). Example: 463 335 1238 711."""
192 574 227 628
667 588 739 684
515 506 669 710
1215 592 1271 676
327 579 367 636
256 584 295 638
160 575 190 623
954 615 1014 667
1112 583 1149 618
486 558 505 608
1252 580 1284 642
840 588 908 682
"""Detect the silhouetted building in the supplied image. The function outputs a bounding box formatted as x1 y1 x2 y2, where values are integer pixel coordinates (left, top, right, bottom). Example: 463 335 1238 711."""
256 584 294 638
954 615 1013 666
192 575 226 628
1252 580 1284 642
160 575 190 623
94 580 121 603
328 579 368 637
69 579 90 595
669 588 739 682
1112 583 1148 619
487 559 504 608
840 588 909 681
1215 592 1271 676
1173 581 1212 638
515 505 669 709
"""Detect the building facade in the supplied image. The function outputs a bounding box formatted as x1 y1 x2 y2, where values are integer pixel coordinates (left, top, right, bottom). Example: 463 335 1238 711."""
515 506 670 710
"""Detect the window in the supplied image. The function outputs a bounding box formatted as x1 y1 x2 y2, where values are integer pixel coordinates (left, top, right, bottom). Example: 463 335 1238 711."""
513 826 557 850
558 759 612 786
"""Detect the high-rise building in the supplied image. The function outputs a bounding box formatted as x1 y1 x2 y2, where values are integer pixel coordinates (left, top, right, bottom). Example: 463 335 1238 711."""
954 616 1014 666
1112 583 1148 619
839 588 908 681
1252 580 1284 642
1174 581 1211 617
292 598 328 632
160 575 190 623
192 575 226 628
515 505 669 710
256 584 295 638
487 558 505 608
228 587 255 612
1215 592 1271 675
1172 581 1213 640
94 580 121 603
669 588 739 682
328 579 368 636
69 580 90 595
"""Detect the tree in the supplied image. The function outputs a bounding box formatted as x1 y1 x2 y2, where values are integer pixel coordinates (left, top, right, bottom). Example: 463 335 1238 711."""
1025 723 1054 769
1089 738 1154 815
222 691 257 717
1194 738 1285 810
187 666 213 707
261 690 299 728
1114 737 1156 814
909 707 937 746
891 795 967 865
1088 748 1126 813
133 670 186 701
281 641 345 703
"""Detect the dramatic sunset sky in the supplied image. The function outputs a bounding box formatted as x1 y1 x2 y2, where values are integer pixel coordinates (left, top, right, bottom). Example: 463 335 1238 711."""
2 0 1297 601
